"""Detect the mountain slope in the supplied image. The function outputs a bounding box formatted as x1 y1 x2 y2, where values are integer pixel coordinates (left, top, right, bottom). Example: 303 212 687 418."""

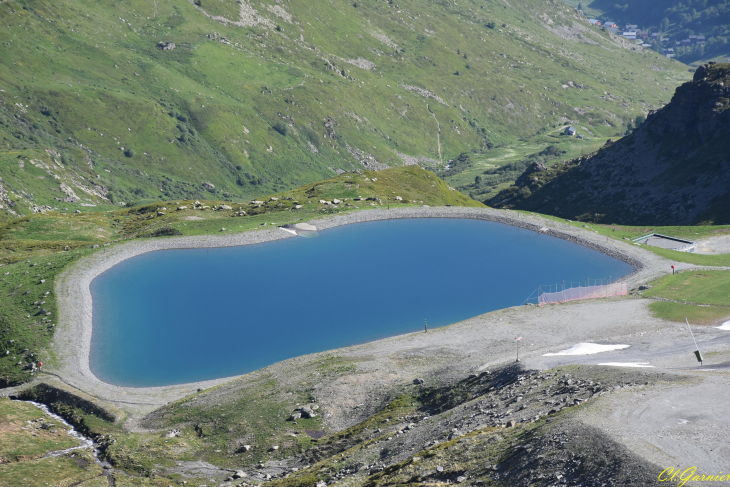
0 0 688 220
489 62 730 225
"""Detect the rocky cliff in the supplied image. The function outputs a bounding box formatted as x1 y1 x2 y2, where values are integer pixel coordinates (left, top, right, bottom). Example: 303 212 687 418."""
489 63 730 225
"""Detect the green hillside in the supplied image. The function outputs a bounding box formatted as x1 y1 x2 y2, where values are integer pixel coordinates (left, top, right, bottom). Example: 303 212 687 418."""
0 0 689 220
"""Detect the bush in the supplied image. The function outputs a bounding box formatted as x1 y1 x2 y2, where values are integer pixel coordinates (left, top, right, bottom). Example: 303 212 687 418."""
273 121 289 136
124 148 134 158
143 226 183 238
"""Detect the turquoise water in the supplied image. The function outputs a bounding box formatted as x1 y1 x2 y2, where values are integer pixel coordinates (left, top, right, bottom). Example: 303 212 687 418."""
90 219 633 386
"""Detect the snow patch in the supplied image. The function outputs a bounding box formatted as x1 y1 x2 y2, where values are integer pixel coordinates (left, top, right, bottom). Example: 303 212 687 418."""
598 362 654 368
543 343 630 356
716 321 730 331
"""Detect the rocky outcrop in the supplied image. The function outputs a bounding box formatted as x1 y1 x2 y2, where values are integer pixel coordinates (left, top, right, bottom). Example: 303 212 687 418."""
490 62 730 225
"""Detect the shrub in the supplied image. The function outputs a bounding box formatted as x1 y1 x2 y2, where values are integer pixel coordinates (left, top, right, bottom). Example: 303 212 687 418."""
124 148 134 158
273 121 289 136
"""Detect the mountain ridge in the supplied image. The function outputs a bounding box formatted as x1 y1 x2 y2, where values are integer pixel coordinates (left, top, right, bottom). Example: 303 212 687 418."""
489 62 730 225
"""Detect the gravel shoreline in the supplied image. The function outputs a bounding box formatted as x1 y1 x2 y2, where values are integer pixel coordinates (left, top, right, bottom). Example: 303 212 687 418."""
49 206 679 413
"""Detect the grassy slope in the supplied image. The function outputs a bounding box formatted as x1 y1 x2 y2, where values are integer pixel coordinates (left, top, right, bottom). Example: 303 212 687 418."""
643 270 730 325
0 0 689 220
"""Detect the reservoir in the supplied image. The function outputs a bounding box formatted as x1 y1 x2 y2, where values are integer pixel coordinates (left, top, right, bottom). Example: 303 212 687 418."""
90 218 633 386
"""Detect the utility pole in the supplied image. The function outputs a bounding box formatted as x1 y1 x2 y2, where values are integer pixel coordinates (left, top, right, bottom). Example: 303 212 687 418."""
686 318 703 366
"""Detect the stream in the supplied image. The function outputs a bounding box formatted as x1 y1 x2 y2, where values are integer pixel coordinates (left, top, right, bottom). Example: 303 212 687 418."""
15 399 116 485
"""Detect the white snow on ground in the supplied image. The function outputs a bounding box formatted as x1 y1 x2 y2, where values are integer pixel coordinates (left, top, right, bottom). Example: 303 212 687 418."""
598 362 654 368
543 343 630 356
716 321 730 330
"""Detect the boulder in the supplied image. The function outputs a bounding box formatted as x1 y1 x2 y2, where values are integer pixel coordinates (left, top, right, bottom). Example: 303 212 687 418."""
288 412 302 421
219 205 233 210
202 182 215 191
269 445 279 451
413 378 425 385
300 406 316 418
157 41 176 50
232 471 247 479
163 429 181 438
507 420 516 428
395 196 403 201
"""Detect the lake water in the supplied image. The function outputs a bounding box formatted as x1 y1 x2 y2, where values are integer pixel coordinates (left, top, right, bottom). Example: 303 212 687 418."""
90 218 633 386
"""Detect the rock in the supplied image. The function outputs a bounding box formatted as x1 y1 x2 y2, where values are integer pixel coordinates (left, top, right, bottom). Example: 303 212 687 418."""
177 206 188 210
413 378 425 384
332 199 342 204
219 205 233 210
221 228 226 232
288 412 302 421
316 482 327 487
457 476 467 483
638 285 652 290
300 406 316 419
202 182 215 191
240 445 252 451
436 466 444 472
295 205 303 209
507 420 517 428
157 211 166 216
232 471 247 479
269 445 279 451
395 196 403 200
251 200 264 205
40 279 45 284
164 429 181 438
157 41 176 50
270 197 279 201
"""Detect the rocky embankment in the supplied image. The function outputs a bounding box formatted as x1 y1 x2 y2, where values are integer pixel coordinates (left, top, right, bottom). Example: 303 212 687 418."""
212 363 670 487
490 62 730 225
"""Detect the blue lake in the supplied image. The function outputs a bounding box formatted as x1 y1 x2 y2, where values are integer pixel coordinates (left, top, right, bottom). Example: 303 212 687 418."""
90 218 633 386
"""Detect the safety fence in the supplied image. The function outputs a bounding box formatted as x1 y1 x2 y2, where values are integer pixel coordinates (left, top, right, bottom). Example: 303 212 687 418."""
523 279 628 306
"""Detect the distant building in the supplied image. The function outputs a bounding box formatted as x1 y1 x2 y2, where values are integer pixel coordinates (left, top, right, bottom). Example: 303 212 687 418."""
623 31 637 40
576 134 584 139
637 31 649 39
626 24 638 31
651 32 660 38
564 126 576 136
589 19 602 26
696 35 706 44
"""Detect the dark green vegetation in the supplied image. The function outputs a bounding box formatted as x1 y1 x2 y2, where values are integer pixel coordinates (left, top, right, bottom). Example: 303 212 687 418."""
643 270 730 324
0 0 689 222
491 63 730 225
563 0 730 63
